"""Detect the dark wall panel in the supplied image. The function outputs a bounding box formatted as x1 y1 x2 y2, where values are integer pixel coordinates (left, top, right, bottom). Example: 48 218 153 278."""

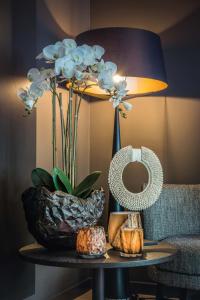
0 0 36 299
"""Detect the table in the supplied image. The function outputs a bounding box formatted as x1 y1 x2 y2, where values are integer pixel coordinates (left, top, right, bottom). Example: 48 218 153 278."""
19 242 177 300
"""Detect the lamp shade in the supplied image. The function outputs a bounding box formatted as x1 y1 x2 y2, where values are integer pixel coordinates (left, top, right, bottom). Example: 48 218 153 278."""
75 27 168 99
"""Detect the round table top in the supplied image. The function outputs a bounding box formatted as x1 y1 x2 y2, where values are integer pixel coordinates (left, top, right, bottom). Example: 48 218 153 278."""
19 242 177 269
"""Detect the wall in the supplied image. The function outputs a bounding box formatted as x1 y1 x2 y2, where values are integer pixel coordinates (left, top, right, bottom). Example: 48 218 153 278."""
0 0 36 299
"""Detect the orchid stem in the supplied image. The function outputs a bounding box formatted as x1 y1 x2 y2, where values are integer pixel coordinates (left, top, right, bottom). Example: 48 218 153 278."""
72 94 81 188
52 78 57 168
57 92 65 172
68 87 73 186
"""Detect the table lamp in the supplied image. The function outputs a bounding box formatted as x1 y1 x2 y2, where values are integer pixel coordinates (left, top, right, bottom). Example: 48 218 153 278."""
76 27 168 300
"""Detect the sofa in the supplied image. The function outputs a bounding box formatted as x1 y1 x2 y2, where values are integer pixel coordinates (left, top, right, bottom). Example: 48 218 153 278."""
143 184 200 300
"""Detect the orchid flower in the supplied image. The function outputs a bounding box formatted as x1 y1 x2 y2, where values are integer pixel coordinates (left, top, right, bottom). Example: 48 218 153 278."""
17 88 37 111
18 38 132 115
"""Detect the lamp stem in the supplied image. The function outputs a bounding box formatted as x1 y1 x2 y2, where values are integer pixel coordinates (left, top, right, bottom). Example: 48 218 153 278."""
106 107 130 300
108 106 124 213
112 106 121 155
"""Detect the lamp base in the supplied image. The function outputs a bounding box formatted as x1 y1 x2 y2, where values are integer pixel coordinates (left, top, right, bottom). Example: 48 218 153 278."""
106 108 131 300
105 268 131 300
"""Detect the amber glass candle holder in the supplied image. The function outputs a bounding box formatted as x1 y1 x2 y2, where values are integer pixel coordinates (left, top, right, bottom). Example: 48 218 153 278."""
108 212 142 251
76 226 106 258
120 227 143 257
108 212 143 257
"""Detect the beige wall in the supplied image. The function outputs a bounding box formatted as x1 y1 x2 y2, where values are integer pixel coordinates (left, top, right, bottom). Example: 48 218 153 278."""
90 0 200 215
44 0 90 36
90 0 200 34
90 97 200 200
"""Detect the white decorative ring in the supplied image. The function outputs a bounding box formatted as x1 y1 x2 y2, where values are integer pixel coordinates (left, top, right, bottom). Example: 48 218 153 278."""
108 146 163 211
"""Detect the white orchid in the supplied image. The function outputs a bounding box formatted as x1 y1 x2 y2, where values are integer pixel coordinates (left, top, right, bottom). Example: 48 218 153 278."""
96 59 103 70
115 80 128 98
17 79 44 110
74 70 85 81
98 70 114 90
62 60 76 79
110 95 127 109
39 39 77 61
109 78 129 109
79 44 96 66
25 99 36 110
96 60 117 75
36 52 44 60
62 39 77 53
55 56 75 78
27 68 41 82
104 61 117 74
17 88 29 101
97 63 117 91
42 41 65 60
71 47 84 65
117 89 127 98
17 88 37 111
93 45 105 60
27 68 54 83
114 79 127 91
29 82 44 98
17 66 55 111
38 80 51 91
123 101 133 111
18 38 132 115
55 56 68 75
27 68 52 94
110 97 121 108
40 68 55 80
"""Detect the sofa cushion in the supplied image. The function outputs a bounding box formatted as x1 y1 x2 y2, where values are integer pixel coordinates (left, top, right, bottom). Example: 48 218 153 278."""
158 235 200 275
149 266 200 290
143 184 200 241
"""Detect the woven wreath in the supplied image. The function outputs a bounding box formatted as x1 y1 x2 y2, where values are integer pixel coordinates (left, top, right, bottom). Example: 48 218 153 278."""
108 146 163 211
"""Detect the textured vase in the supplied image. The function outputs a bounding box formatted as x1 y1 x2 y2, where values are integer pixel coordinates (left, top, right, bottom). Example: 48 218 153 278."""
22 186 105 250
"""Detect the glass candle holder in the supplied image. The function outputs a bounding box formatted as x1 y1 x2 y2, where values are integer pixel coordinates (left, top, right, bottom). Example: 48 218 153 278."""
120 227 143 257
76 226 106 258
108 211 142 251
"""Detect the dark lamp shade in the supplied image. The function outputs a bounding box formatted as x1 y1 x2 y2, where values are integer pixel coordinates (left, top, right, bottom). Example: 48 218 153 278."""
74 27 168 99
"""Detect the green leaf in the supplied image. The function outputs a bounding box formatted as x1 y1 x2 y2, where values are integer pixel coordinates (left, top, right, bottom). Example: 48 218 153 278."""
79 188 93 199
31 168 54 191
52 174 66 192
73 171 101 197
52 167 72 193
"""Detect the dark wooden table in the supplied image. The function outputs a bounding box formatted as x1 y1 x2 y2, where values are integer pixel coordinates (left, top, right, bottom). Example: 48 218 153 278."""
19 242 177 300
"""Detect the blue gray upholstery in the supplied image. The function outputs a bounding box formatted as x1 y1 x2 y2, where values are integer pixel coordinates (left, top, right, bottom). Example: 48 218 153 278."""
143 184 200 290
149 265 200 290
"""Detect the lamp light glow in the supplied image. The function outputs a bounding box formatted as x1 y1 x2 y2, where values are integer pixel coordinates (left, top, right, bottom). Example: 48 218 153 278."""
113 74 124 83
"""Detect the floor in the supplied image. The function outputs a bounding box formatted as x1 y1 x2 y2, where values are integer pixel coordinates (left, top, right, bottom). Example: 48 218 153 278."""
75 290 178 299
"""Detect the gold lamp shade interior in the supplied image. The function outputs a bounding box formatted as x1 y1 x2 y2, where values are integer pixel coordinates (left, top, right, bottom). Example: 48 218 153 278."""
67 76 168 99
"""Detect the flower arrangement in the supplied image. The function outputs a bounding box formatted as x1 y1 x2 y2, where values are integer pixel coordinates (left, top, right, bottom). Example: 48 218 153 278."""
17 38 131 196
